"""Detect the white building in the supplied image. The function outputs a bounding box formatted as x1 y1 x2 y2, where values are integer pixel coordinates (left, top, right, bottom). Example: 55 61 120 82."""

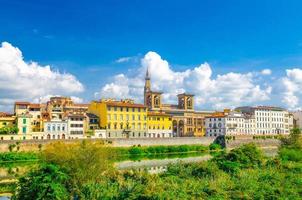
206 106 293 136
67 114 86 139
205 111 255 137
44 119 68 139
237 106 293 135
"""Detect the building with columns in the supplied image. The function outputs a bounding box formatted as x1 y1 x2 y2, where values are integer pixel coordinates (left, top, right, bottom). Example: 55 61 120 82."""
143 68 214 137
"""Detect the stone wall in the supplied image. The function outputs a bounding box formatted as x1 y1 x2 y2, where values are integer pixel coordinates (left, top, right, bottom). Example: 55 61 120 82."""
225 136 281 149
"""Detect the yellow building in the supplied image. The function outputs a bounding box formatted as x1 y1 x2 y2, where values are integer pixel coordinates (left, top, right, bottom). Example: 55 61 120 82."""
17 113 32 137
0 112 16 129
88 99 148 138
147 112 173 137
14 102 43 132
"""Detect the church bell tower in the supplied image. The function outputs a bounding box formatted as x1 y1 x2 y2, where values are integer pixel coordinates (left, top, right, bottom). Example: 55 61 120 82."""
144 67 151 105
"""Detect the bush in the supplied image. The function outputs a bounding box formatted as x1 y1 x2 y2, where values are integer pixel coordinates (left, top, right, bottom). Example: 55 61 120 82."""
209 143 221 151
214 143 264 173
13 164 70 200
279 148 302 162
0 152 38 162
129 146 144 155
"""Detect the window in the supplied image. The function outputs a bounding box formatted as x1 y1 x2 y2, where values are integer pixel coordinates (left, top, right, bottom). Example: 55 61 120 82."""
47 125 51 131
22 127 26 134
23 118 26 124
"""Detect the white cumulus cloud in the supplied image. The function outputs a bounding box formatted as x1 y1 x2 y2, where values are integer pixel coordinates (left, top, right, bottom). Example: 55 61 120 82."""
0 42 84 111
280 68 302 109
98 51 272 110
261 69 272 75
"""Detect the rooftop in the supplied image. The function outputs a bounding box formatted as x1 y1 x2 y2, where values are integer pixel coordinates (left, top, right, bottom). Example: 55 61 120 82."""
177 93 194 97
147 111 171 117
15 102 30 105
29 103 41 109
0 112 14 117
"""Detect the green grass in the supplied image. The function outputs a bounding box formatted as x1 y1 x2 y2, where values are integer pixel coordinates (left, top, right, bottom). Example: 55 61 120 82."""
0 152 38 162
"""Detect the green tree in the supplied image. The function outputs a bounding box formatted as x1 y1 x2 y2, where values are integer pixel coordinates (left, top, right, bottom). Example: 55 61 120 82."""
214 143 264 173
13 164 70 200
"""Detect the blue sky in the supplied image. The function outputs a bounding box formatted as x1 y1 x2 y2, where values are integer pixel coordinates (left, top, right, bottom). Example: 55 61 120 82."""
1 0 302 110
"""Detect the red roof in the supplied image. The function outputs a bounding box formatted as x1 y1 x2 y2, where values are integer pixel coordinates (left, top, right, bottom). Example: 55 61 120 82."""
15 102 30 105
0 112 13 117
147 112 171 117
29 103 41 108
105 101 146 108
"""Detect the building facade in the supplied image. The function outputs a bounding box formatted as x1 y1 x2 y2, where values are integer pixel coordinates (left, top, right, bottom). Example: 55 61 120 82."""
206 106 293 136
67 114 86 138
205 111 256 137
147 112 173 138
88 99 148 138
236 106 293 135
44 119 68 139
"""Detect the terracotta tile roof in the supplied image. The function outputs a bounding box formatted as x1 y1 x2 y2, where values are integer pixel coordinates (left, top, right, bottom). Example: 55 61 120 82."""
147 112 171 117
0 112 14 117
105 101 146 108
15 102 30 105
177 93 194 96
29 103 41 108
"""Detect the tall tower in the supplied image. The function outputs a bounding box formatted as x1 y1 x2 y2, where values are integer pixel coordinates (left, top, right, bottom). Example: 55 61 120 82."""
144 67 151 105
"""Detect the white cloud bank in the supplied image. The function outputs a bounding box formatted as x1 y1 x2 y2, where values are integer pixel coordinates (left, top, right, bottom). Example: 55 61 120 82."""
99 51 275 110
0 42 84 111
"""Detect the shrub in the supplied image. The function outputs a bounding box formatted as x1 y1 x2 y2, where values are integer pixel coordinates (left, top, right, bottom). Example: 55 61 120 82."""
214 143 264 173
13 164 70 200
209 143 221 151
129 146 144 155
279 148 302 162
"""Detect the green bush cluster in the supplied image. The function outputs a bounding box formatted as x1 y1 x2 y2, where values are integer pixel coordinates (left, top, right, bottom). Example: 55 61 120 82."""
209 143 221 150
0 126 18 135
0 152 38 162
